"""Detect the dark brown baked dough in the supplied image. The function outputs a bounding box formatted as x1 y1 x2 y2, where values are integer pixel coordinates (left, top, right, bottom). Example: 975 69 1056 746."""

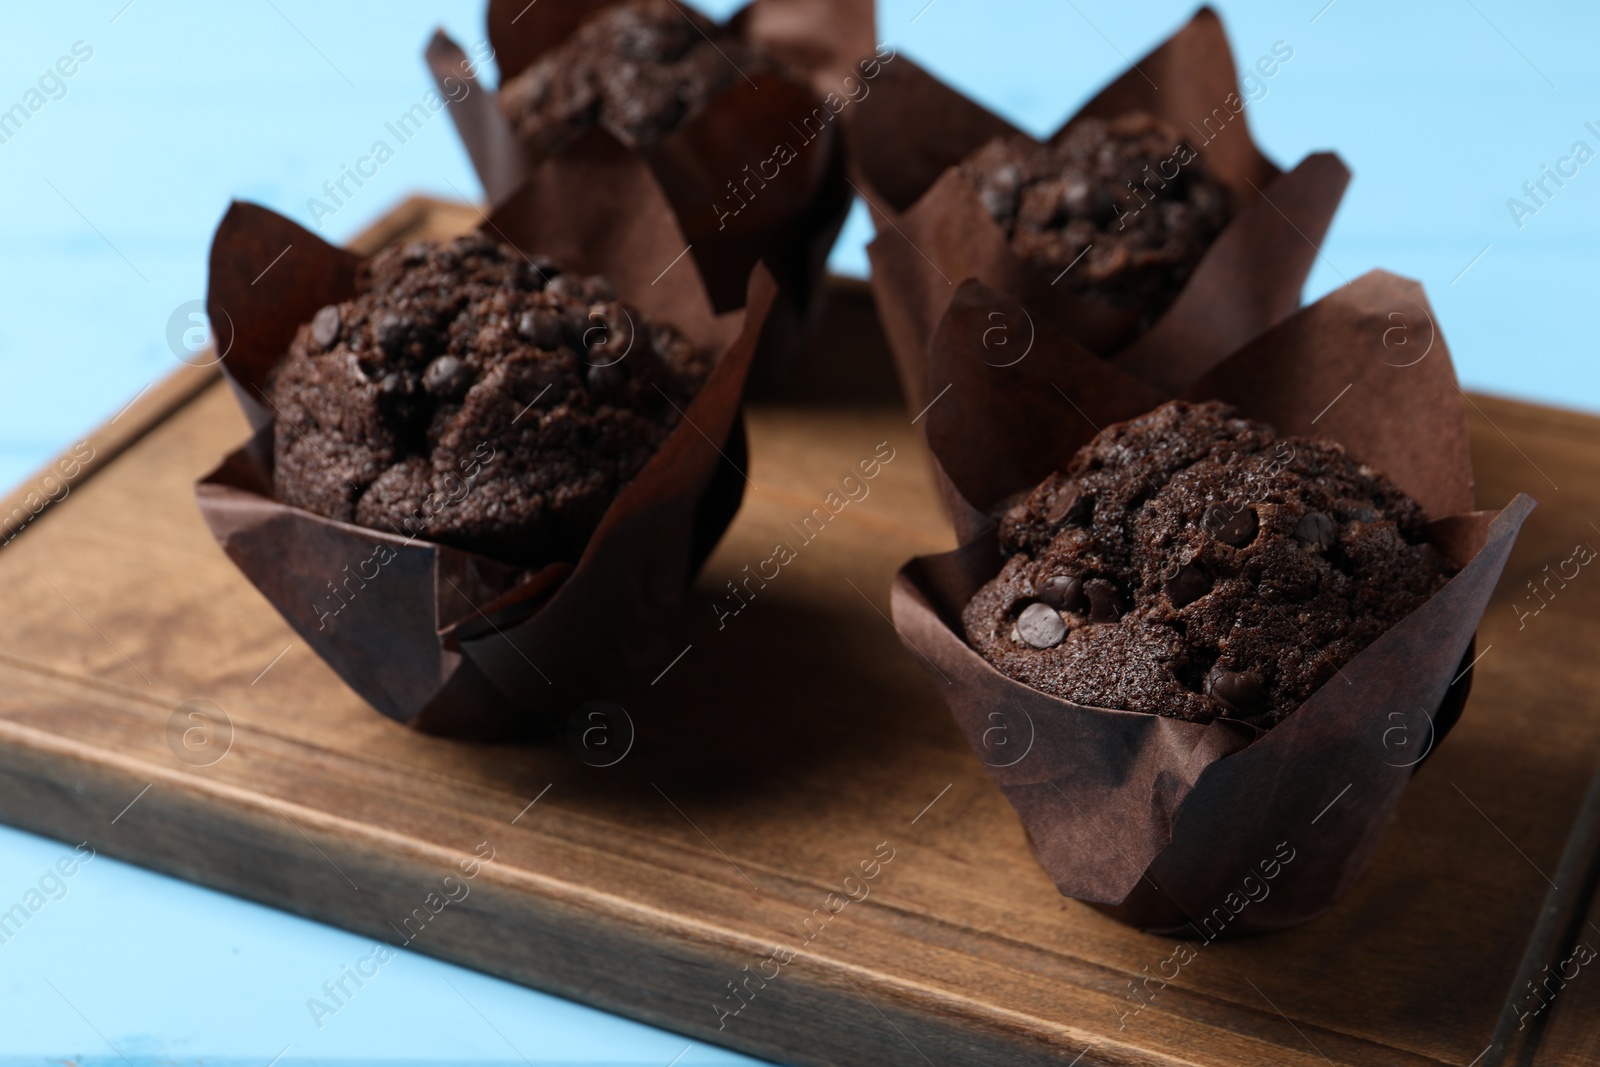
962 401 1454 726
497 0 776 153
960 113 1232 327
269 233 710 566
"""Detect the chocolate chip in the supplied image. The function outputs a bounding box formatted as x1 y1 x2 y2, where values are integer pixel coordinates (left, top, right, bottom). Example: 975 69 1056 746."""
524 257 560 290
1164 563 1211 608
1084 578 1125 622
1295 511 1336 551
546 274 586 300
1015 602 1066 649
1206 667 1269 718
1035 574 1084 611
423 355 470 398
563 306 592 347
311 305 341 350
1046 486 1090 526
374 310 406 355
518 309 566 350
586 306 634 363
1204 503 1258 547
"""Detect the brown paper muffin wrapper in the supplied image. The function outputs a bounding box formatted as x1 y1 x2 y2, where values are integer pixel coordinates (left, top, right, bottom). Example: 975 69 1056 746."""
195 133 775 741
849 7 1351 413
425 0 874 331
888 269 1535 934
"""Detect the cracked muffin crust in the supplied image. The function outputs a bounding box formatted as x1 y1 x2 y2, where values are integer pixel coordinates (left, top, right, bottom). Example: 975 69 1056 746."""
497 0 780 154
961 400 1454 727
960 113 1233 328
269 233 711 567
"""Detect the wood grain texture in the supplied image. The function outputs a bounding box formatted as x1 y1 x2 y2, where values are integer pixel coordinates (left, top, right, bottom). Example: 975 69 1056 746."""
0 198 1594 1066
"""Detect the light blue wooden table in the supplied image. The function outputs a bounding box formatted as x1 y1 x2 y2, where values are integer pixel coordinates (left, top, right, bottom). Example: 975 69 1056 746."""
0 1 1593 1062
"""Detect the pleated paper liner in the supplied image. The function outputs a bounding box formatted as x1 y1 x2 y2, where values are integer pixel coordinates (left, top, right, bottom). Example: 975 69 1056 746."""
848 6 1350 414
196 132 775 741
425 0 876 382
889 270 1534 934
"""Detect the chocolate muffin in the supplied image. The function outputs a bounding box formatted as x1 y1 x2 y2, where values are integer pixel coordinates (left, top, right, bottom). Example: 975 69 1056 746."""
269 233 711 567
498 0 777 154
962 401 1454 727
960 113 1232 327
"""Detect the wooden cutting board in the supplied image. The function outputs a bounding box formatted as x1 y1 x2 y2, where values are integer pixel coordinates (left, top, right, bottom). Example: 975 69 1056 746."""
1 197 1596 1066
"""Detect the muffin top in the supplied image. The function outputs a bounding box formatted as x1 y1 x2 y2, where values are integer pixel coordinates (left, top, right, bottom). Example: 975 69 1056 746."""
269 233 711 566
961 400 1454 726
960 113 1232 327
497 0 777 153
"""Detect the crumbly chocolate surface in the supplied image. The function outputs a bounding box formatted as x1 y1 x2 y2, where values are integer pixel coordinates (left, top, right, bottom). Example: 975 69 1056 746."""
960 113 1233 327
962 401 1454 727
498 0 774 153
270 233 711 566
